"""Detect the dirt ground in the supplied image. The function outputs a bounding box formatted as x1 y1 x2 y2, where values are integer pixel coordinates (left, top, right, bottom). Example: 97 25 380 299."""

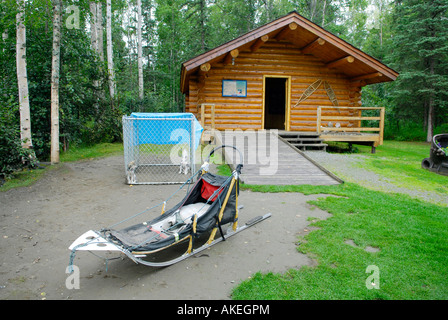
0 155 332 300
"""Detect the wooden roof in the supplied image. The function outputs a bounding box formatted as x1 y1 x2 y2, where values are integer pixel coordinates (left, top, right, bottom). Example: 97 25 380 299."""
180 11 398 93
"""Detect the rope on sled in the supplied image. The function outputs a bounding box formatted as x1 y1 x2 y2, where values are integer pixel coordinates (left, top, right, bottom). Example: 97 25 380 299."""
107 167 204 230
128 173 234 251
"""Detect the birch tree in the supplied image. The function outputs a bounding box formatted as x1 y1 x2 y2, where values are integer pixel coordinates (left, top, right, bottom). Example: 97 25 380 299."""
16 0 33 150
106 0 115 99
137 0 144 100
96 1 104 62
50 0 62 164
89 1 104 60
90 1 100 102
90 2 97 52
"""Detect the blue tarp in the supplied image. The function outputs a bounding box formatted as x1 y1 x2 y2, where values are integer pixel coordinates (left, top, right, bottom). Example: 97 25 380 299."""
126 113 203 148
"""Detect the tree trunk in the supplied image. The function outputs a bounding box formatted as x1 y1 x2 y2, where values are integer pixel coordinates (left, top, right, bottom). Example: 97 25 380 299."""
137 0 144 100
322 0 327 27
90 1 100 103
96 2 104 62
106 0 115 100
427 97 434 142
199 0 206 51
90 2 97 52
309 0 317 21
423 100 428 131
50 0 62 164
2 31 7 52
426 53 436 142
16 0 33 150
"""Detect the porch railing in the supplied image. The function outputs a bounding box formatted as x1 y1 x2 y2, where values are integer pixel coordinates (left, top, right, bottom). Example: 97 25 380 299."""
200 103 216 143
317 106 385 145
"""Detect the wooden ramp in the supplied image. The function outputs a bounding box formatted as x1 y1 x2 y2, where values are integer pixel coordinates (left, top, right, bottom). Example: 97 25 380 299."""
214 130 342 186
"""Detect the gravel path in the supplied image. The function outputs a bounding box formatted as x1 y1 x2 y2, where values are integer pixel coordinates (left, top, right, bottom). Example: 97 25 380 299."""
0 156 332 300
304 151 447 206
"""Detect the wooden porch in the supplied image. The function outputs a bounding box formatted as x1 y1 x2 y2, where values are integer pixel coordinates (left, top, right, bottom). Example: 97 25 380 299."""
199 104 386 153
317 106 385 153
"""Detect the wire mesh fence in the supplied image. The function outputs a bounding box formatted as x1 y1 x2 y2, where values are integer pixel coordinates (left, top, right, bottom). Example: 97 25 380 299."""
122 113 203 184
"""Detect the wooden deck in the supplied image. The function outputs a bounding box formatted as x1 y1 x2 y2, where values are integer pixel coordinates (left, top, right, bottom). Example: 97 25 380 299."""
214 130 342 186
317 106 385 153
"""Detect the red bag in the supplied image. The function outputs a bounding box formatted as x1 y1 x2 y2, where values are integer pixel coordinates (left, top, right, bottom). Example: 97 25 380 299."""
201 180 223 202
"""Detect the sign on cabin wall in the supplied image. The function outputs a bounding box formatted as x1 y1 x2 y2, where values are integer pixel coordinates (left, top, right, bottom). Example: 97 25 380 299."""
222 80 247 97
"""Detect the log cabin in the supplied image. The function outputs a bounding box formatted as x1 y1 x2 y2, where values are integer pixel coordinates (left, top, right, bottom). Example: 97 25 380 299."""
180 11 399 152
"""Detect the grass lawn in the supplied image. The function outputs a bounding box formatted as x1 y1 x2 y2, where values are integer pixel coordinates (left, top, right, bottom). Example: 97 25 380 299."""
354 141 448 202
0 166 51 192
230 141 448 300
59 142 123 162
1 143 123 191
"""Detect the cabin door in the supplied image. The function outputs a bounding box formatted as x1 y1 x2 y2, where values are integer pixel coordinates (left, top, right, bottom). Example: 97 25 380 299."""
263 76 290 130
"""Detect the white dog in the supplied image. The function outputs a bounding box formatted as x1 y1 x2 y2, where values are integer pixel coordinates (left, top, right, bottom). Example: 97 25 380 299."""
179 148 190 175
126 161 137 184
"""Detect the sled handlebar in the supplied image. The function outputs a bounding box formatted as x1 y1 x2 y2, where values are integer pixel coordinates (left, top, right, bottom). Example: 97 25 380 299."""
206 145 244 173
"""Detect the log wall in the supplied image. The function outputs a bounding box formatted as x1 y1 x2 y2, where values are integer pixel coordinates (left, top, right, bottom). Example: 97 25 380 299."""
185 40 361 132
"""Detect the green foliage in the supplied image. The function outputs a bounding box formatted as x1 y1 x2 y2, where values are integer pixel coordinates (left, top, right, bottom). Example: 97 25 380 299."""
0 99 36 179
386 0 448 139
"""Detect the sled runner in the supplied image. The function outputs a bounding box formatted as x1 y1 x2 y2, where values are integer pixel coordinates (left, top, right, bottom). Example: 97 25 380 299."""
68 145 271 268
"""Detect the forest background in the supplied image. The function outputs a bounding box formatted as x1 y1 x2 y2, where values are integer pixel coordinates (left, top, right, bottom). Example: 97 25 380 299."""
1 0 448 177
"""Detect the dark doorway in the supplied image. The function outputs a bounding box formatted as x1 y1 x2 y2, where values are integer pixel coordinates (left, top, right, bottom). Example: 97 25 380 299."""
264 77 286 129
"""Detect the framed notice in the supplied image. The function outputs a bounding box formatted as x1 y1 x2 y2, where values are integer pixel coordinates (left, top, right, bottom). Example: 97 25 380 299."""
222 80 247 97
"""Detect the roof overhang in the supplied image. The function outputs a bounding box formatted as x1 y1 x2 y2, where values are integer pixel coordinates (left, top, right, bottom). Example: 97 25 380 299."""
180 11 399 94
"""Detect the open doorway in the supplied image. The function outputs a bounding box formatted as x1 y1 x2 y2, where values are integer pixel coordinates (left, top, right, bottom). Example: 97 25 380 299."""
264 76 289 130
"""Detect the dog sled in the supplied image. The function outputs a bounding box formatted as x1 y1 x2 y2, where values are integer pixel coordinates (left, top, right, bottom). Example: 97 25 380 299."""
422 133 448 176
68 145 271 268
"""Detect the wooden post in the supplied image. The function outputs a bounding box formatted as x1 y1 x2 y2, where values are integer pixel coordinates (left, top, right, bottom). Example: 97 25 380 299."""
351 72 382 82
199 62 211 75
201 104 205 127
326 56 355 69
275 22 298 41
317 106 322 134
211 104 215 129
201 103 215 129
223 49 239 65
251 35 269 52
201 104 215 143
379 107 385 145
301 38 325 54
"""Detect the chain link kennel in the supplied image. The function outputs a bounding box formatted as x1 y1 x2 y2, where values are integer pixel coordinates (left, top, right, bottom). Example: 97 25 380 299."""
122 113 203 184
